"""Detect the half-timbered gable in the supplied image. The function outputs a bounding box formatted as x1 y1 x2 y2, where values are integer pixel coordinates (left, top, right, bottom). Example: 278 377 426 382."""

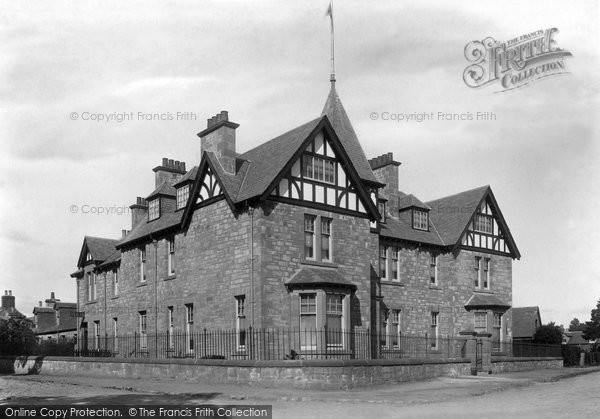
267 124 379 219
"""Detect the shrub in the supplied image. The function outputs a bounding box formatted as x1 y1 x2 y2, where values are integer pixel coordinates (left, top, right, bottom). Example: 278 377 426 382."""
561 345 582 366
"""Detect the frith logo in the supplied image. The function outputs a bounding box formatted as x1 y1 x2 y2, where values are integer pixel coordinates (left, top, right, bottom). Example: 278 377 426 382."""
463 28 572 92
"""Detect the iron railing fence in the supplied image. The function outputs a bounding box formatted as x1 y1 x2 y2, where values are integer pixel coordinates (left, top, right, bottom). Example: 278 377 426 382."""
379 333 468 359
8 329 563 361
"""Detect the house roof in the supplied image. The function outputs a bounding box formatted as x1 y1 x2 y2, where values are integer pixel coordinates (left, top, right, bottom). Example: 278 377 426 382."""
0 306 25 320
563 331 589 345
35 323 77 335
173 166 198 186
33 307 55 314
426 185 490 245
77 236 120 267
512 306 541 338
379 213 444 246
234 117 322 202
398 194 431 211
54 302 77 309
146 181 176 199
118 209 182 249
321 84 379 183
96 249 121 270
285 267 357 289
464 293 511 311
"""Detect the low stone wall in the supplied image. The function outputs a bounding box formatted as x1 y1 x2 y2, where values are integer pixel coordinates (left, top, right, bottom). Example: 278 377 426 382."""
491 357 563 374
0 356 471 389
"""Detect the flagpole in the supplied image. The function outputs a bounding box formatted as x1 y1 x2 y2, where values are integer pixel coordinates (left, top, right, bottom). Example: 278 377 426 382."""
328 1 335 83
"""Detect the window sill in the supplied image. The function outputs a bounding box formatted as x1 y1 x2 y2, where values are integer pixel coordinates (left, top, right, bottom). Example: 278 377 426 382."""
137 282 148 288
301 259 338 268
84 301 97 306
163 275 177 281
429 285 442 290
474 289 493 294
110 296 119 300
381 280 404 287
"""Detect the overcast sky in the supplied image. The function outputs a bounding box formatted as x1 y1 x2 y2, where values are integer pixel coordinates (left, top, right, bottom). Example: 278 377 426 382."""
1 0 598 328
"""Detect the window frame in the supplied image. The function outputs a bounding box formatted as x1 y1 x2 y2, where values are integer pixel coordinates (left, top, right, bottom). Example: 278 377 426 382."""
304 214 316 260
474 256 481 288
167 306 174 349
412 209 429 231
474 214 493 234
483 258 490 289
320 217 332 262
325 293 344 348
148 198 160 221
235 296 246 350
185 303 194 354
113 269 119 296
303 154 336 185
140 247 147 283
391 247 399 281
430 254 438 286
379 244 388 279
139 311 147 349
176 185 190 210
167 237 175 276
430 312 439 350
474 311 487 329
299 293 317 350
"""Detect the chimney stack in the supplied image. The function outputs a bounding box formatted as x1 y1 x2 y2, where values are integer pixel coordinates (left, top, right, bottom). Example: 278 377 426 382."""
39 301 42 307
197 110 239 175
152 158 187 188
129 196 148 228
368 152 402 211
1 290 15 309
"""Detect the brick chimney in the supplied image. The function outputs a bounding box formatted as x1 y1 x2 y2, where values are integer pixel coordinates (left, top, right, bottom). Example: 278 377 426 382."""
1 290 15 309
368 152 402 210
197 110 239 175
129 197 148 228
152 158 187 188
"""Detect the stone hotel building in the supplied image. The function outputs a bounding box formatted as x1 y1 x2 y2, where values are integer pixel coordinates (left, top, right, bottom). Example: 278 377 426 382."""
72 81 520 357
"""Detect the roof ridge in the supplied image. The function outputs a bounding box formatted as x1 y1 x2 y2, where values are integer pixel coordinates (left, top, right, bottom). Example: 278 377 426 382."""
426 185 490 205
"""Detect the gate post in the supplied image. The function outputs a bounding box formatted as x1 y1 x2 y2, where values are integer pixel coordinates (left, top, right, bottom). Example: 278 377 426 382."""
459 331 478 375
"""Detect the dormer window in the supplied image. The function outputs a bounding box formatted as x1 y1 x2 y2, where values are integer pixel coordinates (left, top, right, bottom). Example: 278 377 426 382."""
412 209 428 230
148 198 160 221
86 252 92 262
303 155 335 184
176 185 190 210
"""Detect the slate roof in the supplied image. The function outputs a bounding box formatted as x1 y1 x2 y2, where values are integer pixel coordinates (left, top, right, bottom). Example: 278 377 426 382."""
464 293 511 311
512 307 541 338
118 210 182 248
379 213 444 246
173 166 198 186
97 249 121 270
398 194 431 211
563 331 589 345
234 118 322 202
321 84 379 183
146 181 176 199
0 306 24 320
285 268 357 289
54 302 77 309
33 307 55 314
78 236 120 267
426 186 489 245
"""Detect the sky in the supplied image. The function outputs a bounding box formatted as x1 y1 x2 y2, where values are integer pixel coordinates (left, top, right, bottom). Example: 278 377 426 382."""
0 0 598 328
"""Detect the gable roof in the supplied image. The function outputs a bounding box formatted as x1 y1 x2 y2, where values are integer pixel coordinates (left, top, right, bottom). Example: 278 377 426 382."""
398 194 431 211
173 166 198 187
234 117 322 202
117 209 182 249
426 185 489 245
563 331 589 345
512 306 541 338
379 213 444 246
322 84 379 183
146 181 176 199
77 236 119 267
96 249 121 270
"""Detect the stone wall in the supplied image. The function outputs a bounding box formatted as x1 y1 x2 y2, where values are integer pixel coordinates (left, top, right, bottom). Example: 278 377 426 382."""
491 357 563 373
0 356 471 389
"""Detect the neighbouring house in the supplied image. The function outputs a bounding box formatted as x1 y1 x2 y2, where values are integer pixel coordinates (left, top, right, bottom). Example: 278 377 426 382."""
33 292 78 340
71 79 520 358
563 331 591 351
0 290 24 320
511 306 542 342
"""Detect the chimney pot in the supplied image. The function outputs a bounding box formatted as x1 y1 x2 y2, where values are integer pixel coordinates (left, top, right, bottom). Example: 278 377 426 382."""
181 162 186 172
215 113 222 123
39 301 42 307
9 290 12 296
51 292 55 299
220 110 228 121
167 159 174 168
4 290 6 296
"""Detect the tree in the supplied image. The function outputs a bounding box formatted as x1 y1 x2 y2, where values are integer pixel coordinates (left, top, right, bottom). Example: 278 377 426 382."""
569 318 586 332
0 316 37 355
583 299 600 342
532 322 563 345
